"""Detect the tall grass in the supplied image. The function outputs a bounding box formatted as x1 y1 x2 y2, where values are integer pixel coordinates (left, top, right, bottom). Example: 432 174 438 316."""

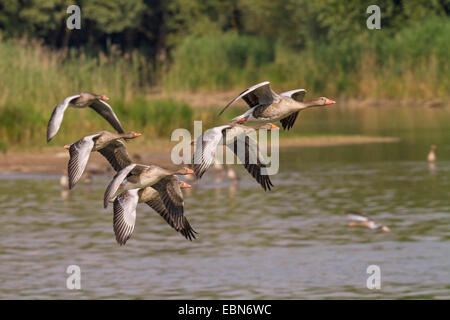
166 17 449 99
164 32 274 90
0 38 216 148
0 97 220 148
0 18 449 148
0 39 153 107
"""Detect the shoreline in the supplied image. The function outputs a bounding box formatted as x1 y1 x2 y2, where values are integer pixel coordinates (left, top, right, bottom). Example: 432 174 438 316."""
151 89 449 109
0 135 399 175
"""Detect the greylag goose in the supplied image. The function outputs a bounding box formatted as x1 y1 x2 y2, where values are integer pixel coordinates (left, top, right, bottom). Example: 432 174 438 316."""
64 131 141 189
346 211 390 232
427 145 437 162
103 163 194 208
192 123 278 191
219 81 335 130
47 92 125 142
113 178 196 245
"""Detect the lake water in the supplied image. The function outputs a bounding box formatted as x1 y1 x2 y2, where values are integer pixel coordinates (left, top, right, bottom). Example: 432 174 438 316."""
0 107 449 299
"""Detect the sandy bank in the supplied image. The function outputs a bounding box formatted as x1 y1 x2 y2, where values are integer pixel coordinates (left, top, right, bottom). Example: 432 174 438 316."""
0 135 399 175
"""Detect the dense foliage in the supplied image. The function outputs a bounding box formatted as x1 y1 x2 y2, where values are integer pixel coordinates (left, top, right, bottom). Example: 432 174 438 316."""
0 0 448 57
0 1 449 148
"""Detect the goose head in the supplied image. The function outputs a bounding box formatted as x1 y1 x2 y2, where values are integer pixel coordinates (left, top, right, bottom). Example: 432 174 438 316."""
123 132 142 139
316 97 336 106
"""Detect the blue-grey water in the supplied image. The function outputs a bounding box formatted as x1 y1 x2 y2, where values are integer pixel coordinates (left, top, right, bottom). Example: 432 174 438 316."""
0 107 449 299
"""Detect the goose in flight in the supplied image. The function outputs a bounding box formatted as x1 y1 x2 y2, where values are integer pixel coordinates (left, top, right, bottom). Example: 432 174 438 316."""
64 131 141 189
113 178 196 245
346 211 390 232
192 123 278 191
47 92 125 142
103 163 194 209
219 81 335 130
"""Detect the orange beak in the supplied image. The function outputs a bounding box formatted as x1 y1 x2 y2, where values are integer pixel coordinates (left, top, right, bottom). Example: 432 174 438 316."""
181 182 192 188
101 95 109 101
186 168 194 174
133 132 142 137
349 222 356 227
271 124 279 130
325 98 336 105
64 144 71 150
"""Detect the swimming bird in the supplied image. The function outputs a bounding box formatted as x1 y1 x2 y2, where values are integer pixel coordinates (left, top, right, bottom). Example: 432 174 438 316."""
346 211 390 232
218 81 335 129
213 163 239 184
113 178 196 245
103 163 194 209
192 123 278 191
64 131 142 189
427 144 437 162
60 169 69 189
226 165 239 181
47 92 124 142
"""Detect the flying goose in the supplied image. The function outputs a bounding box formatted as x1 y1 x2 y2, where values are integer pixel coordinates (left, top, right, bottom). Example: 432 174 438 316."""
113 179 196 245
64 131 141 189
346 211 390 232
219 81 335 130
103 163 194 209
47 92 125 142
192 123 278 191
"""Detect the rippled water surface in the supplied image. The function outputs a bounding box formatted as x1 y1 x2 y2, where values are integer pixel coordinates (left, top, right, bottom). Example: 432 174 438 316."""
1 108 450 299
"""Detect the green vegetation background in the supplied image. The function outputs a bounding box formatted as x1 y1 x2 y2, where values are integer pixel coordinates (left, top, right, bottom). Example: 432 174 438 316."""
0 0 449 148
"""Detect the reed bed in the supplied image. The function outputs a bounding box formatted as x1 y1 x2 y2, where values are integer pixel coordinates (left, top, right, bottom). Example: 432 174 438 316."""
0 18 448 149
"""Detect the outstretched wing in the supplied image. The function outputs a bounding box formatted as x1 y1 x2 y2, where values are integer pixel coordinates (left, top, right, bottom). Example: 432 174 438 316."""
151 176 185 227
98 140 132 172
103 163 136 208
113 189 139 245
346 211 371 222
145 188 197 241
279 89 306 130
280 89 306 102
89 99 125 134
67 133 100 189
280 112 299 130
192 125 230 179
227 135 273 191
47 94 80 142
219 82 278 115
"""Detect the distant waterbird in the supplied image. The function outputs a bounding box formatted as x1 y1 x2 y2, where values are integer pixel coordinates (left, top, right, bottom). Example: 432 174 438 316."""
60 169 69 189
346 211 390 232
427 145 437 162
